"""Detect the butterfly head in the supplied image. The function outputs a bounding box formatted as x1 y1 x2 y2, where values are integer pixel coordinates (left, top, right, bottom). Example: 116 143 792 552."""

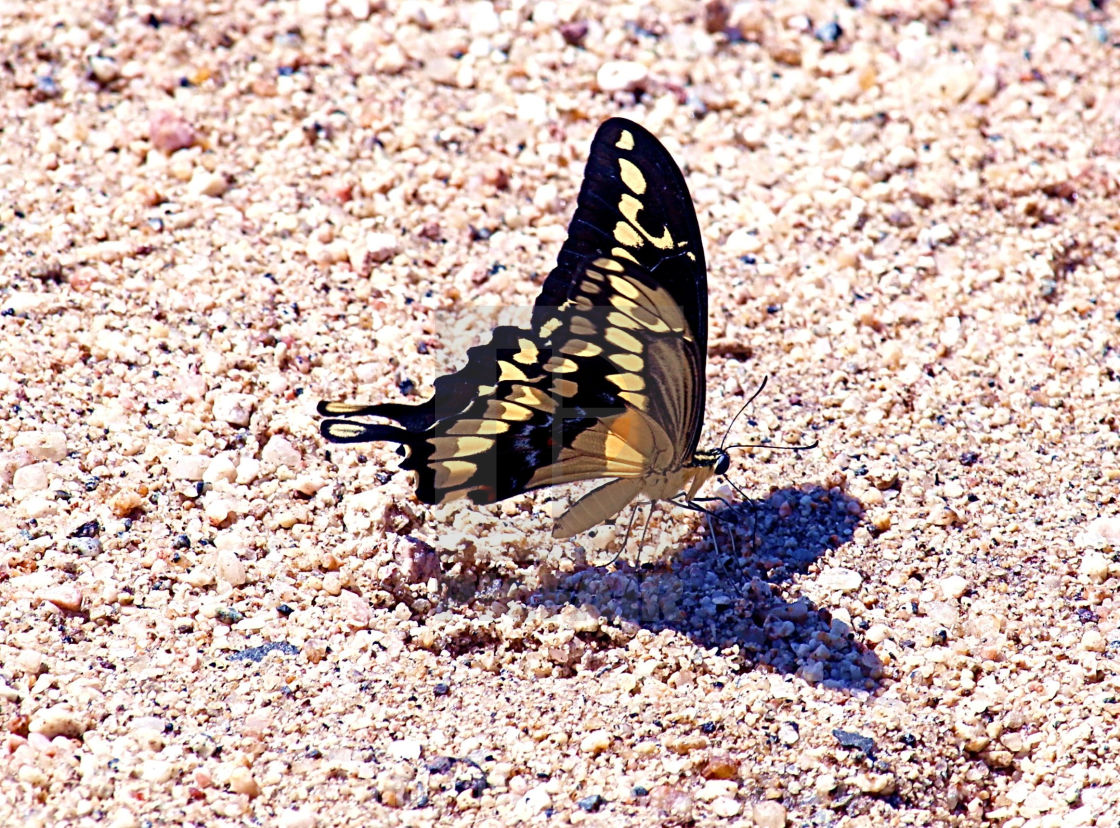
693 448 731 476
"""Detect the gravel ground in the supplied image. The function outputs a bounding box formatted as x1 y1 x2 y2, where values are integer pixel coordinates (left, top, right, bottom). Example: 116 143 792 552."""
3 1 1120 826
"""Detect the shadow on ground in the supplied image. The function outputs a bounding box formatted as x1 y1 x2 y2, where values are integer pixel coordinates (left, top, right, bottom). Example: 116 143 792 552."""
445 483 881 692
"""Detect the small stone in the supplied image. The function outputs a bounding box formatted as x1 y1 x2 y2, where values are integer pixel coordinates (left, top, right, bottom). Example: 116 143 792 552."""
67 537 103 557
212 394 255 428
149 110 197 154
12 462 52 491
236 458 261 485
515 785 552 819
725 227 762 257
13 429 67 461
171 454 210 481
110 488 145 517
1079 551 1111 583
141 759 175 783
710 795 741 817
262 435 301 468
580 730 611 755
596 60 648 93
189 169 229 197
752 800 787 828
340 0 371 19
399 537 440 584
387 739 423 761
203 454 237 484
349 233 400 274
37 584 84 612
816 566 862 593
466 1 501 36
939 575 968 600
227 766 260 797
701 755 739 780
277 808 317 828
341 589 371 629
215 548 248 587
29 704 89 738
1081 516 1120 546
88 55 119 84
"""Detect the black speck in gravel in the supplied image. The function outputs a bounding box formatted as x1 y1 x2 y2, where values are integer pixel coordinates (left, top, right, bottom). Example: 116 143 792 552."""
577 794 605 812
434 682 450 697
70 519 101 538
228 641 300 663
833 728 877 758
427 756 453 774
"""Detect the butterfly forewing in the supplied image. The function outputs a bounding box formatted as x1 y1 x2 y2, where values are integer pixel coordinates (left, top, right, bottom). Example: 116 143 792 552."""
318 118 713 536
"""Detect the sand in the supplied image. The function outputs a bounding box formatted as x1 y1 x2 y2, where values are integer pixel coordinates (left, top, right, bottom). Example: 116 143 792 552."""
2 0 1120 825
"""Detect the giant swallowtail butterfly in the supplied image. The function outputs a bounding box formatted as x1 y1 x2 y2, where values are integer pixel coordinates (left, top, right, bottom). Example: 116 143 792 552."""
318 117 731 538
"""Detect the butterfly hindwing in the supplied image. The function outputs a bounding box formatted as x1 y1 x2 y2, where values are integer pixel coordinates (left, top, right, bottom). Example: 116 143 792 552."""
319 118 712 534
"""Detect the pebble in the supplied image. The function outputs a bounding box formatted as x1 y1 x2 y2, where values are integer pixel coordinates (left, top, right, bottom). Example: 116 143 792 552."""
387 738 423 761
37 583 84 612
12 462 52 491
13 429 67 461
1079 551 1111 583
149 110 197 154
349 232 400 274
277 808 318 828
29 704 89 738
203 453 237 484
815 566 863 593
515 785 552 819
751 800 787 828
170 453 210 481
709 795 741 817
215 548 248 587
939 575 969 600
596 60 648 93
262 435 301 468
227 766 261 797
1080 516 1120 546
579 730 611 755
212 394 256 428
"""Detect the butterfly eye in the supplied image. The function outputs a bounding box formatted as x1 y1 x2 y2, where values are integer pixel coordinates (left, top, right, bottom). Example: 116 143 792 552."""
715 452 731 476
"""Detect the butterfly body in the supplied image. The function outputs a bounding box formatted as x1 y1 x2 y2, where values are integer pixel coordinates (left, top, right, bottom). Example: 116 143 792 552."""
320 118 728 538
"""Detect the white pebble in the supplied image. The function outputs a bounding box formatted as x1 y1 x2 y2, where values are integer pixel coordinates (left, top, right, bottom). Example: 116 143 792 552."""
596 60 648 92
752 800 787 828
939 575 969 600
514 785 552 820
203 453 237 484
212 394 256 427
387 738 423 761
37 584 84 612
1079 551 1111 583
12 462 52 491
262 435 301 468
579 730 611 754
215 548 248 587
277 808 318 828
725 227 762 256
816 566 863 593
349 233 400 274
710 795 742 817
29 704 89 738
170 453 210 481
466 1 501 36
236 457 261 485
1080 516 1120 546
14 429 67 461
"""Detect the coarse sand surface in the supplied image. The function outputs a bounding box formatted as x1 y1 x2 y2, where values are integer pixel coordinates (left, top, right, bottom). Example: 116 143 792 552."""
3 1 1120 825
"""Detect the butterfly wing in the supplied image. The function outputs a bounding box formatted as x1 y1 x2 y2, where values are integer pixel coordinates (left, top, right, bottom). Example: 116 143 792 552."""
319 118 708 530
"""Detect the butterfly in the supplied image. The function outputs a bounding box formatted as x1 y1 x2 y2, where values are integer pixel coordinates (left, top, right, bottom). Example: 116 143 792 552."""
318 117 732 539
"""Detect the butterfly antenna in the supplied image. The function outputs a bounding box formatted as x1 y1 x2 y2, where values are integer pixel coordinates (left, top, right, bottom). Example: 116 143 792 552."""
719 375 769 451
723 438 819 453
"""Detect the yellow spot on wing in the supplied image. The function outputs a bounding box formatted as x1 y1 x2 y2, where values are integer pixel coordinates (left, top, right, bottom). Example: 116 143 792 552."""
324 422 367 440
611 246 639 263
552 377 578 398
608 352 644 372
606 310 642 331
569 316 598 337
498 361 529 382
507 384 556 412
560 339 603 358
539 317 562 339
485 399 533 421
433 460 476 488
619 194 674 250
618 158 647 194
544 356 579 373
320 402 368 415
604 327 643 353
607 372 645 392
615 129 635 151
592 257 625 272
613 221 643 249
447 419 510 436
428 435 492 460
512 338 539 365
